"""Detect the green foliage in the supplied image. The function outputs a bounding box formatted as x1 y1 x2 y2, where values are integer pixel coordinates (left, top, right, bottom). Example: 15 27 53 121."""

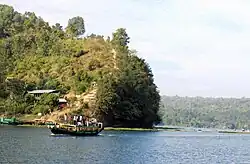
96 73 118 124
0 5 161 129
0 60 7 98
160 96 250 129
0 4 15 38
5 78 26 96
69 108 84 116
1 97 32 115
32 104 50 115
38 93 59 107
31 94 59 115
74 71 94 94
111 28 130 53
24 94 35 104
82 102 89 109
88 59 101 71
96 51 161 128
66 16 85 37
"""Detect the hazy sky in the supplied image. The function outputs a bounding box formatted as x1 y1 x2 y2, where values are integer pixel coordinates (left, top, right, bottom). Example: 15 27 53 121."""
1 0 250 97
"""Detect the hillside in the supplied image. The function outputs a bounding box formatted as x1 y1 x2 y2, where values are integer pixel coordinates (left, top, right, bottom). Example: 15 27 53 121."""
0 4 161 128
160 95 250 129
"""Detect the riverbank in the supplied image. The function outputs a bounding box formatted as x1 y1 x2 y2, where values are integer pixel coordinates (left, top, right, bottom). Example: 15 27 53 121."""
218 130 250 134
3 115 182 131
13 124 250 133
2 115 182 132
13 124 183 131
104 127 159 131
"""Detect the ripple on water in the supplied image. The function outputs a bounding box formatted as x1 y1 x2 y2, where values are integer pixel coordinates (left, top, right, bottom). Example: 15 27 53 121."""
1 126 250 164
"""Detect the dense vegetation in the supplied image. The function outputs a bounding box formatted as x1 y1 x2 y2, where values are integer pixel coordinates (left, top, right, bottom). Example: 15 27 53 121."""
96 31 161 127
160 96 250 129
0 4 161 128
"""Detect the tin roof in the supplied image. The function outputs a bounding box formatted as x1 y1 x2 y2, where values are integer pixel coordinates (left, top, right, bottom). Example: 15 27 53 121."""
27 90 57 94
58 98 67 103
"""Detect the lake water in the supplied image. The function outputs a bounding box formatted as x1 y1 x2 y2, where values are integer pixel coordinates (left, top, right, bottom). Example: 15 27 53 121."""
1 126 250 164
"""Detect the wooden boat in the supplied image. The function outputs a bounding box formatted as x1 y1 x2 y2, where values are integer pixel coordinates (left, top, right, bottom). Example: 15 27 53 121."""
48 122 104 136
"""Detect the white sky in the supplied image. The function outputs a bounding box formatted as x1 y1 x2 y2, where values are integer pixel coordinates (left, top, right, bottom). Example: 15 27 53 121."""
1 0 250 97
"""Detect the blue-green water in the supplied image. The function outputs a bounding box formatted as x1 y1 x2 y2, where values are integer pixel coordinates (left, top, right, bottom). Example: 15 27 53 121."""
1 126 250 164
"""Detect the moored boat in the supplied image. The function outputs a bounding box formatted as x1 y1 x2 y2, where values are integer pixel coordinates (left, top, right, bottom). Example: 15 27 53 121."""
0 117 21 125
48 122 104 136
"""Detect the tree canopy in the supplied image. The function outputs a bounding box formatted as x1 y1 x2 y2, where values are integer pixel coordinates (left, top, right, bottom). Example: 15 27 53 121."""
111 28 130 53
66 16 85 37
96 52 161 128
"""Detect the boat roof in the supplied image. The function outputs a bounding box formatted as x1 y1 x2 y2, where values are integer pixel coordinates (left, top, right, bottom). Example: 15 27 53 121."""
27 90 57 94
60 124 76 127
34 119 46 121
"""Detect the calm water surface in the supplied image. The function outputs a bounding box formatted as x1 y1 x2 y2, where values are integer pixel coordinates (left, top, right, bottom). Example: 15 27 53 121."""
1 126 250 164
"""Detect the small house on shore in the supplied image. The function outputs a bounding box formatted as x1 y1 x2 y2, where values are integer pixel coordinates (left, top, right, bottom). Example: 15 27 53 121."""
27 89 68 109
58 98 68 109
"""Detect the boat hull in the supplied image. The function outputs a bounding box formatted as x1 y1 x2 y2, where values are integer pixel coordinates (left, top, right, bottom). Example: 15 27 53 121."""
50 127 104 136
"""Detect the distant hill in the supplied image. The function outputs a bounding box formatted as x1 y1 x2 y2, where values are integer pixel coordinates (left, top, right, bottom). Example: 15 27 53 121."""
160 95 250 129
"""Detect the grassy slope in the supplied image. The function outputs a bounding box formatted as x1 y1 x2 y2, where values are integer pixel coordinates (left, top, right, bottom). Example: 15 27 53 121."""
7 37 116 122
10 38 114 91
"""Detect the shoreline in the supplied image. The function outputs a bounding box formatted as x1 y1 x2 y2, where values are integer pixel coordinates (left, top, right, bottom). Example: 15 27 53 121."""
218 130 250 134
1 116 182 131
5 124 250 134
104 127 159 131
10 124 183 131
13 125 250 134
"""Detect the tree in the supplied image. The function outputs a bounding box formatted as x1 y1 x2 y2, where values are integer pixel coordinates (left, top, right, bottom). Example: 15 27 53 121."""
66 16 85 37
0 52 7 98
51 23 65 39
111 28 130 53
96 28 160 128
96 73 118 126
0 4 15 38
96 52 161 128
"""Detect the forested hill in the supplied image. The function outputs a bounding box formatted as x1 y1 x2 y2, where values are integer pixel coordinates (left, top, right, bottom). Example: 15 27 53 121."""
0 4 161 128
160 95 250 129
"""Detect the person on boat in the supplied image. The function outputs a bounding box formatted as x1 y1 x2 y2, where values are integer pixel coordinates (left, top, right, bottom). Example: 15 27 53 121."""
73 115 77 125
77 121 81 126
77 115 80 124
75 115 79 126
64 114 67 123
68 115 72 124
85 119 89 127
82 116 85 126
92 118 97 123
89 118 96 126
78 115 83 126
55 122 60 128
